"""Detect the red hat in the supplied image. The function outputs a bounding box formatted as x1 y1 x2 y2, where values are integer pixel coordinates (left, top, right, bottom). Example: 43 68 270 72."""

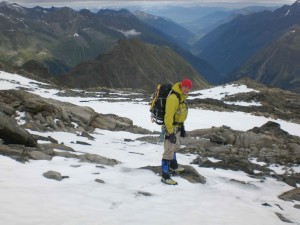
181 79 192 89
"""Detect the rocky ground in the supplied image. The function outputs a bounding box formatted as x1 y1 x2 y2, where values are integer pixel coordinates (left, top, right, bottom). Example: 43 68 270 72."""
1 78 300 217
188 78 300 124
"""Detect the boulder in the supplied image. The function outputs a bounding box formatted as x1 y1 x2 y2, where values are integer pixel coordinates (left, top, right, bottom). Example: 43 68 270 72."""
0 112 37 147
91 113 133 131
278 188 300 201
0 145 24 161
78 153 120 166
43 171 63 181
140 165 206 184
28 151 52 160
193 155 272 175
0 102 15 116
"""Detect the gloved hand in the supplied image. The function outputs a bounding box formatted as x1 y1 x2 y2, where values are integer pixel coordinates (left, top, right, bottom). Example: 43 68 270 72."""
180 125 186 138
166 133 176 144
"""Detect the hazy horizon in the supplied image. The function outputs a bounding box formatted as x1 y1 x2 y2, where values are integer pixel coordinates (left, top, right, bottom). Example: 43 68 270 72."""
2 0 296 10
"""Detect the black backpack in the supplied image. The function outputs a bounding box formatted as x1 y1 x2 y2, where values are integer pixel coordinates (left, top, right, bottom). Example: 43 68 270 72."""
150 83 180 125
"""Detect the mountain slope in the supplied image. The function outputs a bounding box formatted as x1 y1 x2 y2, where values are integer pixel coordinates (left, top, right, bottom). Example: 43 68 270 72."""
84 9 220 84
138 5 227 24
0 3 122 70
0 4 174 72
134 11 195 49
58 38 209 91
186 6 276 40
193 0 300 76
0 3 218 84
231 26 300 93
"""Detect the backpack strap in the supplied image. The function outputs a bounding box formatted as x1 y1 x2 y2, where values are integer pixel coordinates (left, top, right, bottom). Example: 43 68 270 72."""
170 90 181 103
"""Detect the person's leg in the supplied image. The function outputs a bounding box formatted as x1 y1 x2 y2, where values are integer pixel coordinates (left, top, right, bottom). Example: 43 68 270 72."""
169 152 178 169
161 159 170 179
161 138 178 185
169 152 185 174
162 137 176 160
169 131 185 173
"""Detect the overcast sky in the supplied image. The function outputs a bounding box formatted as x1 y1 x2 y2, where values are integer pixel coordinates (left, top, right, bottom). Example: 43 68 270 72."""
3 0 296 9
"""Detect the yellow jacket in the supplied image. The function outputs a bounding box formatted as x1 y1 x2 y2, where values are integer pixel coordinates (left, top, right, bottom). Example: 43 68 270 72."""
164 82 188 134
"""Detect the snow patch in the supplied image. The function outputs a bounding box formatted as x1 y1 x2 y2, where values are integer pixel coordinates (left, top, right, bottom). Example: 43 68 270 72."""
0 70 300 225
190 84 259 100
118 29 141 37
284 9 291 16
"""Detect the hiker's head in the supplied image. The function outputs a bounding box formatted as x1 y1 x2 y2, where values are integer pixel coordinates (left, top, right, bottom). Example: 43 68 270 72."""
180 79 192 95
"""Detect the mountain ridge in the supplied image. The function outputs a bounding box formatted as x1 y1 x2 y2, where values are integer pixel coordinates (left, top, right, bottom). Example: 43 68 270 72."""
58 38 209 91
230 25 300 93
194 1 300 76
0 2 218 87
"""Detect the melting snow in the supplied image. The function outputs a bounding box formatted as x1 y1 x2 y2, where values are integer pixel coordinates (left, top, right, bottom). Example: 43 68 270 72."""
0 70 299 225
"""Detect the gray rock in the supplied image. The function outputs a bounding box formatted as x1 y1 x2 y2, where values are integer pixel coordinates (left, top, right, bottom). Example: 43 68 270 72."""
76 141 91 145
135 191 153 197
140 165 206 184
43 171 63 181
53 151 78 158
95 178 105 184
91 113 132 130
78 153 120 166
0 102 15 116
28 151 52 160
209 133 227 144
0 112 37 147
288 143 300 157
275 212 293 223
79 131 95 140
194 156 272 176
37 143 74 152
0 145 24 161
278 188 300 202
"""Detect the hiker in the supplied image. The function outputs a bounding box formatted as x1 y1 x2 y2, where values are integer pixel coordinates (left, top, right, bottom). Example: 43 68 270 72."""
161 79 192 185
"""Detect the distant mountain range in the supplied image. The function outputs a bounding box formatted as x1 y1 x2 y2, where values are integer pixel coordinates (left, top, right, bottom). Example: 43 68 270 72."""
0 3 122 72
194 1 300 73
1 1 300 93
231 25 300 92
135 5 227 24
133 10 195 49
0 2 218 87
185 6 277 40
58 38 209 91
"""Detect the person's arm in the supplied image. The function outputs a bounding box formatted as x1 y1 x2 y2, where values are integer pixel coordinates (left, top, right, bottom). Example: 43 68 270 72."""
164 94 178 134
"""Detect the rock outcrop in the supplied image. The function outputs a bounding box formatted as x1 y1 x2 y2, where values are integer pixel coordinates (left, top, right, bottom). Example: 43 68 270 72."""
189 78 300 124
0 89 150 134
0 89 151 163
139 121 300 187
0 111 37 147
179 121 300 187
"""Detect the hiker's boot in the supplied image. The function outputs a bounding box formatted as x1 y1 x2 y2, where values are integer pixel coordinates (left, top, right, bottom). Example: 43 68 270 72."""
161 159 178 185
161 171 178 185
169 158 185 174
161 176 178 185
